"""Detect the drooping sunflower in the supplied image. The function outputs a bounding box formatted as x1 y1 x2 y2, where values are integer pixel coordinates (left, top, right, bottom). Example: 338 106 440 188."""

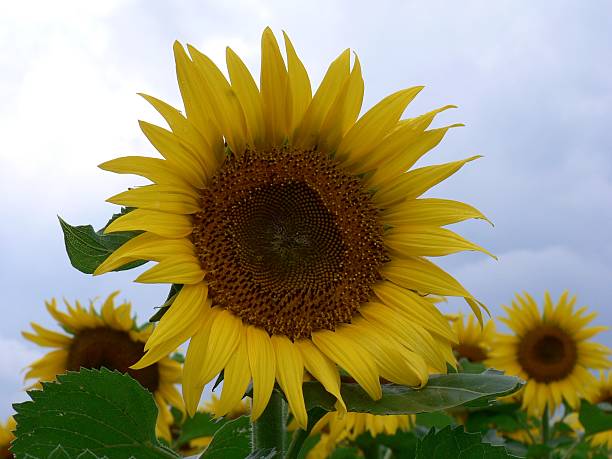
0 417 15 459
305 411 413 458
94 27 492 429
487 292 610 417
450 313 496 363
22 293 183 440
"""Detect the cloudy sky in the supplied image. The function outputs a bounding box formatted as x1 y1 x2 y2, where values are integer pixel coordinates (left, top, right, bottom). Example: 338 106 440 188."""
1 0 611 418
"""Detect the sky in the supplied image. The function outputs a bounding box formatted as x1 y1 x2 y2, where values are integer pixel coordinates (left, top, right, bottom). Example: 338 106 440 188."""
1 0 611 418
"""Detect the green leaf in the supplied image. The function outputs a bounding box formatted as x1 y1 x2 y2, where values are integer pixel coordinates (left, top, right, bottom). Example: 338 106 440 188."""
246 449 277 459
175 412 228 449
76 452 101 459
329 447 360 458
47 446 72 459
303 370 523 415
58 215 146 274
464 403 527 433
356 431 418 458
295 434 321 459
415 411 455 429
199 416 251 459
416 426 515 458
579 400 612 437
458 358 487 374
12 368 180 459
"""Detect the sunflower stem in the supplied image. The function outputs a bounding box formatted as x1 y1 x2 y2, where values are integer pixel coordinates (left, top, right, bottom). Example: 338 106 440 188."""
252 389 287 457
285 428 309 459
541 405 550 446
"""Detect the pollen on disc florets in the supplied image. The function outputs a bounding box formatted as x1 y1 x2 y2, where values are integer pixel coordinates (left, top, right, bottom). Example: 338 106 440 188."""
67 328 160 392
192 146 387 340
517 324 578 383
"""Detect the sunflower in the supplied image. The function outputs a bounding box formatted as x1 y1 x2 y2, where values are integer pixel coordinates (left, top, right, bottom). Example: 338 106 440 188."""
0 417 15 459
95 27 492 429
305 411 413 458
585 371 612 449
450 313 496 363
487 292 610 417
22 292 183 440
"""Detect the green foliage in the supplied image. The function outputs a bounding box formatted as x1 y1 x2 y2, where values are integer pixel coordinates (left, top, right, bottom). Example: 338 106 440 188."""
464 403 527 434
12 368 179 459
579 400 612 437
415 426 515 458
59 212 145 274
47 446 72 459
303 370 523 415
174 411 228 450
356 431 419 458
198 416 252 459
415 411 456 429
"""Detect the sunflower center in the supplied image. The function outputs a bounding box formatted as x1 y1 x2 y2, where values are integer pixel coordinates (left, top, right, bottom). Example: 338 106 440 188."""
0 446 12 459
67 328 160 392
454 343 487 363
192 147 386 340
517 325 577 383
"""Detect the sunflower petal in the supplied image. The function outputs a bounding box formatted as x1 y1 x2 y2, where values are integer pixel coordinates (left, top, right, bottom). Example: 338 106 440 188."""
107 184 201 215
373 156 482 208
382 198 492 227
247 326 276 421
104 209 193 239
260 27 288 146
337 86 423 166
135 256 205 284
99 156 187 186
217 327 251 417
283 31 312 136
272 335 307 429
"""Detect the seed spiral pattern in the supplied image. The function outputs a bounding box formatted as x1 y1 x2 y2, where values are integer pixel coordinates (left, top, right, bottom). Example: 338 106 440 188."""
192 147 387 340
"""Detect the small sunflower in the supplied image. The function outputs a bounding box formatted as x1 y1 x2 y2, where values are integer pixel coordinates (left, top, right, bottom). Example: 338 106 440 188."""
586 371 612 449
0 417 15 459
487 292 610 417
450 313 496 363
306 411 413 458
22 292 183 440
95 27 492 428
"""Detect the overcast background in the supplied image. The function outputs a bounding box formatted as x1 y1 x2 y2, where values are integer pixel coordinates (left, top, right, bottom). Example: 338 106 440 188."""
1 0 611 418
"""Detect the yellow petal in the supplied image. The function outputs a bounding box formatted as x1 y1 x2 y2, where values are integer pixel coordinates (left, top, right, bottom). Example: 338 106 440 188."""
366 124 463 181
260 27 288 146
104 209 193 239
293 49 350 148
22 324 71 348
107 184 201 215
247 326 276 421
272 335 307 429
217 327 251 417
382 198 492 227
337 87 423 166
94 232 194 275
312 328 381 400
135 283 209 364
139 93 219 171
99 156 187 186
296 339 346 412
385 226 496 259
372 281 456 343
226 47 265 147
373 156 482 209
139 121 208 188
283 31 312 136
135 257 205 284
173 41 223 154
187 44 249 153
199 309 242 386
318 54 364 153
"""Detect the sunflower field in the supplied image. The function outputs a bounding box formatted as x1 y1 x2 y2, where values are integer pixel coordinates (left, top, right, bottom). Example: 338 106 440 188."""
1 20 610 459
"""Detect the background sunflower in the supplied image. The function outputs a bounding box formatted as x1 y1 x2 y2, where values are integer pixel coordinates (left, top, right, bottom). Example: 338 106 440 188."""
487 291 610 416
22 292 183 440
449 313 496 363
0 417 15 459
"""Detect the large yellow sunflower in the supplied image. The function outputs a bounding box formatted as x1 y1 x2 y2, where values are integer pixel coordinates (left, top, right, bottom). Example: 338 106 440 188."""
487 292 610 417
450 313 496 363
22 293 183 440
0 417 15 459
305 411 413 458
94 27 492 429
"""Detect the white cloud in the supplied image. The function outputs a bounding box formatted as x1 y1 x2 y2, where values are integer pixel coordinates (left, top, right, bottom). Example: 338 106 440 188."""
0 337 41 418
